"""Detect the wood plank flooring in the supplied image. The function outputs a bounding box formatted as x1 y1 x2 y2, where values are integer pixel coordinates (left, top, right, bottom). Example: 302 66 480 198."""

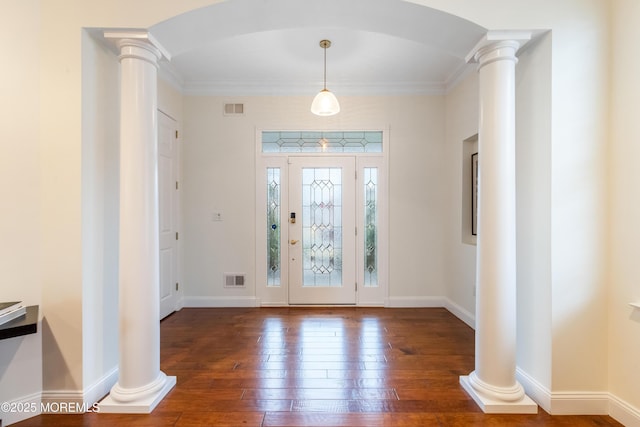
13 307 622 426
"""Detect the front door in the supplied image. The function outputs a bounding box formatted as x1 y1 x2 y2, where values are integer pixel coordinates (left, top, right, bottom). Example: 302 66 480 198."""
288 156 356 304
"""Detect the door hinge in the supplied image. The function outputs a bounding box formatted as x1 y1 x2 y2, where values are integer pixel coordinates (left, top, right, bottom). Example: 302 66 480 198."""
175 282 179 291
175 130 179 139
355 282 358 291
355 170 358 180
355 226 358 236
176 181 179 190
176 232 179 240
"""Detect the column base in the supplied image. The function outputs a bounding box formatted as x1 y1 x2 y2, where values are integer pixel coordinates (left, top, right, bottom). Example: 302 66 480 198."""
98 375 176 414
460 375 538 414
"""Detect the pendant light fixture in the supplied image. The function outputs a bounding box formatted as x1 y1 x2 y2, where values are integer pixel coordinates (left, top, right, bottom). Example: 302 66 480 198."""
311 39 340 116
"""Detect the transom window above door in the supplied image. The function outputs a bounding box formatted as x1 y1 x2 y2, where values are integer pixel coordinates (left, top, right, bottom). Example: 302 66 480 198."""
262 131 383 153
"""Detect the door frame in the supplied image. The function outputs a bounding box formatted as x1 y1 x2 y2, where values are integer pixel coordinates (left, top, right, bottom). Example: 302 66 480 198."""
255 129 389 306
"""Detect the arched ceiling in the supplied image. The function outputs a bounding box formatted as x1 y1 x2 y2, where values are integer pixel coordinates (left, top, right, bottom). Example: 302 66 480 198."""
150 0 486 95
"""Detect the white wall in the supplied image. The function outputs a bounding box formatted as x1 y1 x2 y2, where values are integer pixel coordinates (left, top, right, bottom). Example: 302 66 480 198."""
388 95 447 302
547 2 610 396
181 95 448 305
443 69 478 323
40 0 84 398
158 78 184 124
514 32 553 400
609 0 640 422
0 1 43 425
80 30 120 404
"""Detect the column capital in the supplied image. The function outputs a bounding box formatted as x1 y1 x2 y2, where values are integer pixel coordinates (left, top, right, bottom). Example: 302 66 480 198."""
466 30 532 67
104 30 171 65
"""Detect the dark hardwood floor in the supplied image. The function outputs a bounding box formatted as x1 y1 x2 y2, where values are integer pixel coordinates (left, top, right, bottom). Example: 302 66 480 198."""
14 307 622 426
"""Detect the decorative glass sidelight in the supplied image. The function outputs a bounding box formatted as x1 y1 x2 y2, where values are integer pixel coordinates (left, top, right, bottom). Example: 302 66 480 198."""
267 168 281 286
364 168 378 287
262 131 382 153
302 167 343 287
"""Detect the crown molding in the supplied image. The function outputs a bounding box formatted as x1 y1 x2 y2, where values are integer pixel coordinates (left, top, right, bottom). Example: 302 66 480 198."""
180 80 447 97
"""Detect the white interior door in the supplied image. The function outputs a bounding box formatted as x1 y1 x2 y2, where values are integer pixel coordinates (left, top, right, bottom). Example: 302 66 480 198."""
288 156 356 304
159 111 179 319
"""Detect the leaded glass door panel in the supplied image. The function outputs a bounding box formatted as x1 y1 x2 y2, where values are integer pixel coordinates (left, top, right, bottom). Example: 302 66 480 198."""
288 157 356 304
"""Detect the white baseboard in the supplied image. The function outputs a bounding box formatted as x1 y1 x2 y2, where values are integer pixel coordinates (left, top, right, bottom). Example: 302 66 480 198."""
549 391 610 415
516 366 640 423
0 368 118 426
517 367 608 415
83 367 118 407
385 296 446 308
40 367 118 415
258 298 385 307
40 390 84 414
609 393 640 427
259 301 288 307
0 391 41 426
182 296 259 307
516 367 552 413
385 296 476 330
356 302 386 307
443 298 475 329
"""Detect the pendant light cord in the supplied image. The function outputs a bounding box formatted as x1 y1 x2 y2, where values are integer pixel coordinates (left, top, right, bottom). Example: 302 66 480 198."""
323 44 327 90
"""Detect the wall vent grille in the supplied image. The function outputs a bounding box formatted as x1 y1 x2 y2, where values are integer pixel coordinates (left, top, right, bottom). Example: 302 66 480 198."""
224 273 246 288
224 103 244 115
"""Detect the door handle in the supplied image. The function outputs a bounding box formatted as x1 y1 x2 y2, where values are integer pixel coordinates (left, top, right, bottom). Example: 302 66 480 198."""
290 239 299 245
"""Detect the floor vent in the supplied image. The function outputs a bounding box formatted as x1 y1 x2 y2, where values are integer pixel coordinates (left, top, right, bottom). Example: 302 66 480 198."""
224 273 246 288
224 103 244 116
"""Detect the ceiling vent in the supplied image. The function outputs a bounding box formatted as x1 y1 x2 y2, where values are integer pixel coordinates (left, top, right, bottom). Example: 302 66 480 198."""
224 273 246 288
224 103 244 116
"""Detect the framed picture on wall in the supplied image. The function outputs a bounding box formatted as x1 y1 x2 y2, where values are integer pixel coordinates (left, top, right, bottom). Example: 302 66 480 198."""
471 152 478 236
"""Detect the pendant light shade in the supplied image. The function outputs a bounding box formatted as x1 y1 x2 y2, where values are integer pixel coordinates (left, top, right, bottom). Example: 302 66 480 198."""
311 89 340 116
311 40 340 116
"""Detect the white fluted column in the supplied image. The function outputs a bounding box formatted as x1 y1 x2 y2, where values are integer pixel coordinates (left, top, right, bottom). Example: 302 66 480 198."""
459 31 537 414
100 31 176 413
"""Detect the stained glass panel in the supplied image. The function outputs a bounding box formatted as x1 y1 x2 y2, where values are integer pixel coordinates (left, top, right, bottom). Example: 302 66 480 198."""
262 131 382 153
364 168 378 287
266 168 281 287
302 167 343 287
